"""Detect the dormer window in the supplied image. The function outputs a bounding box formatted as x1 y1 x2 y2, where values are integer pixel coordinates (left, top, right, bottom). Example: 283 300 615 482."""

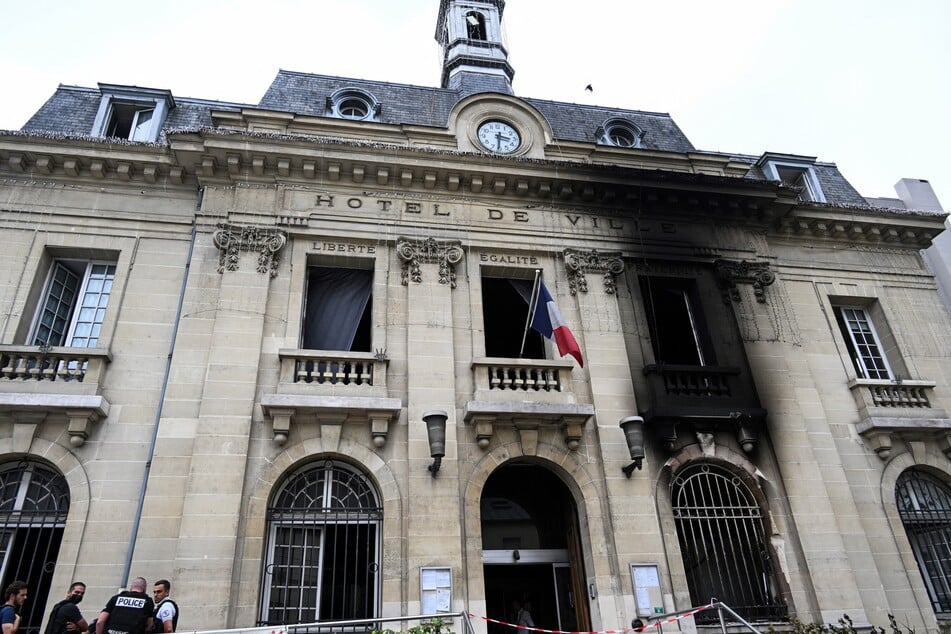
757 152 826 203
327 89 381 122
91 84 174 142
466 11 486 40
598 119 643 148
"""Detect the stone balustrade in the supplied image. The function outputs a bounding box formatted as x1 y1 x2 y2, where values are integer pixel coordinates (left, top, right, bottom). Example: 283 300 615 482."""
471 357 574 395
278 349 386 388
0 346 110 387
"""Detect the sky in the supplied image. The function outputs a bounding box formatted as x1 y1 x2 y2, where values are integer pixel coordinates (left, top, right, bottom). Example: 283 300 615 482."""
0 0 948 207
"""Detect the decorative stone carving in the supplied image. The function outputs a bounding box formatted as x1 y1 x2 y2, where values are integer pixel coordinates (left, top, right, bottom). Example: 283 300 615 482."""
564 249 625 295
396 237 464 287
213 223 287 277
714 259 775 304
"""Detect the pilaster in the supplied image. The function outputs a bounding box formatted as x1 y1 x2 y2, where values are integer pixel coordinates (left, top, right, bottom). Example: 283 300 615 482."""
400 237 464 614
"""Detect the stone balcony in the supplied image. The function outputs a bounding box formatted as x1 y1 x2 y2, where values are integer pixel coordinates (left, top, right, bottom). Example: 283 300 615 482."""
849 378 951 459
464 357 595 452
640 364 766 453
260 349 401 447
0 345 112 447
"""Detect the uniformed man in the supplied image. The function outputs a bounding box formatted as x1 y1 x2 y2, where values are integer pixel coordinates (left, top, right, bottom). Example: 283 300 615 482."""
96 578 153 634
149 582 177 634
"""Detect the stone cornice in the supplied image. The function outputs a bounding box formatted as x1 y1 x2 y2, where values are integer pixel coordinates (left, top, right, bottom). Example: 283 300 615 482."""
775 208 942 247
0 130 945 247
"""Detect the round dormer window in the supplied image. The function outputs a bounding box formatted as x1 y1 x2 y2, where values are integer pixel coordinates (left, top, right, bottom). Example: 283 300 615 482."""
599 119 643 148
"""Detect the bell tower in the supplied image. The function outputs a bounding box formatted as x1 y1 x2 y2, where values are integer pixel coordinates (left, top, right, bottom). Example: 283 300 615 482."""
435 0 514 94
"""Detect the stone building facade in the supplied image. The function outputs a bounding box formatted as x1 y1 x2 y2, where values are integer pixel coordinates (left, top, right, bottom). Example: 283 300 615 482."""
1 1 950 633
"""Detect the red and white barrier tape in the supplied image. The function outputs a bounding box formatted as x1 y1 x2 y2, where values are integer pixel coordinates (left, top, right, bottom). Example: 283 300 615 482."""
467 603 716 634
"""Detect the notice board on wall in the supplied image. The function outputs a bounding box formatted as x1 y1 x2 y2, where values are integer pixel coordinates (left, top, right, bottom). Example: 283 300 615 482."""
421 567 452 614
630 564 664 617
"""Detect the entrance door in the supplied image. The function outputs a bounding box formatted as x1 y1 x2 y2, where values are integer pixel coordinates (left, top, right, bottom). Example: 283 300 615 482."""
481 463 590 632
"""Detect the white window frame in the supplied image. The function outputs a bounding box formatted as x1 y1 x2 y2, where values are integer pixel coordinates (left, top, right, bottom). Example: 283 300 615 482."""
29 259 116 348
597 119 644 148
327 88 381 122
91 84 174 142
760 159 826 203
834 305 894 380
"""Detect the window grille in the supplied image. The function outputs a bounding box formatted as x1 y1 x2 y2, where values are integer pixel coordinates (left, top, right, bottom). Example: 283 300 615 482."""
260 461 382 630
0 461 70 634
896 469 951 614
671 464 786 623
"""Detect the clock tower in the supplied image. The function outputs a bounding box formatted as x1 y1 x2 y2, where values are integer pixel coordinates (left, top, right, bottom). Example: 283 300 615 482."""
435 0 515 94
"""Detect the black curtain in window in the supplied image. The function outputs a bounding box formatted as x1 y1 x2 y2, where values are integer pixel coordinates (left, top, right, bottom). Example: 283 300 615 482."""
303 267 372 351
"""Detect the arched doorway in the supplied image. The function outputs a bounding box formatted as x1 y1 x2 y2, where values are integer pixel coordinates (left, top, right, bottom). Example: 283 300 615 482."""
481 462 589 633
0 460 70 634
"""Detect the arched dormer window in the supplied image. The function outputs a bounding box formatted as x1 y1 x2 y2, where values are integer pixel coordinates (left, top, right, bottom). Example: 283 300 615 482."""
466 11 486 40
327 89 381 122
597 118 643 148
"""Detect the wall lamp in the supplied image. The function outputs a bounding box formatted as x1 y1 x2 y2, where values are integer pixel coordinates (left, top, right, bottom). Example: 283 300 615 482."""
423 410 448 477
619 416 645 477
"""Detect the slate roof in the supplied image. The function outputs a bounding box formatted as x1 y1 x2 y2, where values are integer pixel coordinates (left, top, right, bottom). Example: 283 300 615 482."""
11 72 890 210
20 85 246 142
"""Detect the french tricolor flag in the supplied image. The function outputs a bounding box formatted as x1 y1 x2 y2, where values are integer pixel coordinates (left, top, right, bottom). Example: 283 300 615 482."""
530 281 584 367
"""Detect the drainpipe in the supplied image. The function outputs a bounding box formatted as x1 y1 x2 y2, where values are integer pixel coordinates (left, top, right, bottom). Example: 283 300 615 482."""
121 221 198 587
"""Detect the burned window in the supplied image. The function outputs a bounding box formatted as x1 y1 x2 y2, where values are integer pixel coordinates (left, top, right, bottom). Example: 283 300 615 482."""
639 276 713 365
260 461 381 626
481 276 544 359
672 463 786 623
302 266 372 352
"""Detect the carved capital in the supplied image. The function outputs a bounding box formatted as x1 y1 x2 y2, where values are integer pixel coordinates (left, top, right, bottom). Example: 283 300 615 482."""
714 259 775 304
213 223 288 278
564 249 625 295
396 237 464 287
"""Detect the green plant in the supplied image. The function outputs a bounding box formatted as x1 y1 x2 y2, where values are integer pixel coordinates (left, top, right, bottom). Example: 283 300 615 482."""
373 618 455 634
766 613 913 634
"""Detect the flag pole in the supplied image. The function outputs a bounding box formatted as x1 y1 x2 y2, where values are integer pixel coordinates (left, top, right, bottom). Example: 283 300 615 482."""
519 269 542 358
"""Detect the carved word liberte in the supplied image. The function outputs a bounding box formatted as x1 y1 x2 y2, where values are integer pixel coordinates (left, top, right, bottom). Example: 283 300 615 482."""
311 194 626 230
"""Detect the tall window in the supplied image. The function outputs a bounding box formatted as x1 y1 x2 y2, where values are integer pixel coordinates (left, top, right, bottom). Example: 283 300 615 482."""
303 267 372 352
833 306 892 379
260 461 381 627
481 276 544 359
0 461 70 634
30 260 115 348
465 11 486 40
672 464 785 622
896 469 951 614
640 277 712 365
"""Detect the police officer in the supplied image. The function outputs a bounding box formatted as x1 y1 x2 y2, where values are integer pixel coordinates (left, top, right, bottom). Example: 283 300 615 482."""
96 578 154 634
149 581 177 634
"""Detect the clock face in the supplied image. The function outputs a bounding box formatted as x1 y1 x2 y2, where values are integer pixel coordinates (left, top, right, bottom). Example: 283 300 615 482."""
477 120 521 154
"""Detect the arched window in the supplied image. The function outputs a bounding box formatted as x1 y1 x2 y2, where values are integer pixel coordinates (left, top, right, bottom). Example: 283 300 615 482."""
671 464 785 622
896 469 951 614
0 461 70 634
466 11 486 40
259 460 382 627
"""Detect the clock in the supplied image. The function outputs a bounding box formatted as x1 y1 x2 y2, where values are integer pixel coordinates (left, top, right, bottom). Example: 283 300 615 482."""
477 120 521 154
